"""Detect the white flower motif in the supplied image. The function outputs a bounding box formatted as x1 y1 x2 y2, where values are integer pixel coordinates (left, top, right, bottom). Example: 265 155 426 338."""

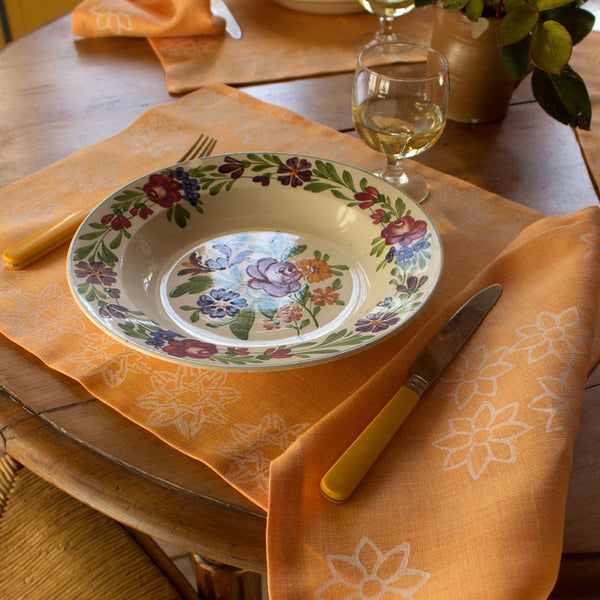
216 414 309 494
2 283 86 342
580 231 600 261
63 336 152 387
512 307 591 365
529 366 584 433
136 367 240 438
433 402 532 480
90 1 133 35
433 344 514 409
315 536 429 600
55 152 129 194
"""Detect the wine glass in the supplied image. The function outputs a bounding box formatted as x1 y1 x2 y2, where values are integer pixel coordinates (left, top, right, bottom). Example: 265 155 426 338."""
357 0 416 49
352 41 449 204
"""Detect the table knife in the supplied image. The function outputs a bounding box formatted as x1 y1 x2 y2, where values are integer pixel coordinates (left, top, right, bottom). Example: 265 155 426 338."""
211 0 243 40
320 283 503 503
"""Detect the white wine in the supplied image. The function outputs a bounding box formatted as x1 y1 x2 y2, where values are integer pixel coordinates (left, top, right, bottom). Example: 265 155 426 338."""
353 96 445 159
358 0 415 18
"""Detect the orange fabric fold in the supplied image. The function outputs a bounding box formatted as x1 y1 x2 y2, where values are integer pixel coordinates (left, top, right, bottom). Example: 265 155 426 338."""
0 84 599 598
72 0 225 38
72 0 433 93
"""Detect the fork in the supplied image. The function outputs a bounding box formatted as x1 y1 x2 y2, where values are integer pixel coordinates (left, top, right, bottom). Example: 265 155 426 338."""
2 135 218 270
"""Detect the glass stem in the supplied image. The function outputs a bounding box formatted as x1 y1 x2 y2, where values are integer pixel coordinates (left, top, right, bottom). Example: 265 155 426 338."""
376 17 396 42
383 156 408 184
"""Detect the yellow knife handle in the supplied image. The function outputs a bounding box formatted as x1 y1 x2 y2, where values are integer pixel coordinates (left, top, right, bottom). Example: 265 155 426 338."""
2 205 94 270
320 385 421 503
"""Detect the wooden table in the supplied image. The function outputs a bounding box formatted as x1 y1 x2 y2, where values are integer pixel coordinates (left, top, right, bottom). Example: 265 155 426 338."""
1 11 599 597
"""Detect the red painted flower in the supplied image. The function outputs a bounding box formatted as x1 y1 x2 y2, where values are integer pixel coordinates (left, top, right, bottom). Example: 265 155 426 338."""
264 347 293 359
380 216 427 246
162 339 218 359
354 185 381 209
130 205 154 219
143 173 182 207
370 209 387 225
100 213 132 231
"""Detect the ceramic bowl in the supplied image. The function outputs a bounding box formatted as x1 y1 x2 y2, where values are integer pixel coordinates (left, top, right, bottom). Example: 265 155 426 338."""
68 153 442 371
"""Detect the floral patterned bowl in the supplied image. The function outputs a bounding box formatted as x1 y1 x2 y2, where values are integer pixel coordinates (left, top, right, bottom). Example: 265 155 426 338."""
67 153 442 371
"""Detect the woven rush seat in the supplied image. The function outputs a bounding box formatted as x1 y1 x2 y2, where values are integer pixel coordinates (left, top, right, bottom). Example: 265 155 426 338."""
0 453 199 600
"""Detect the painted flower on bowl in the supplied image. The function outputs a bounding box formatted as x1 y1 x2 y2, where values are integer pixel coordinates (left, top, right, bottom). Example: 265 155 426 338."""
197 288 248 318
162 338 218 359
277 157 312 188
143 173 182 208
381 215 427 246
246 257 302 298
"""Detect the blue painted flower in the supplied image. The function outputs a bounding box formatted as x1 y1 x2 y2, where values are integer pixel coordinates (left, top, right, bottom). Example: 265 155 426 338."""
394 245 415 262
146 329 182 348
412 239 431 252
171 167 201 205
197 288 248 318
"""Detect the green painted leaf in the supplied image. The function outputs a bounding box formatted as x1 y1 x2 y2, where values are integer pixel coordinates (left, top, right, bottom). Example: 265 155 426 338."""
342 170 356 191
229 308 255 340
258 297 278 320
304 182 337 193
282 244 307 261
531 65 591 129
530 21 572 74
169 275 213 298
498 6 538 46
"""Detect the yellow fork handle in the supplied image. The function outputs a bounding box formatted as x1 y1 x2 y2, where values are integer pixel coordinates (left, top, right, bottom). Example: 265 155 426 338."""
320 385 421 503
2 204 94 270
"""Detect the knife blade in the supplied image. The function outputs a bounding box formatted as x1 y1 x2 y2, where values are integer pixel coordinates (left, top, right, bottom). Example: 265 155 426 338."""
320 283 503 503
211 0 242 40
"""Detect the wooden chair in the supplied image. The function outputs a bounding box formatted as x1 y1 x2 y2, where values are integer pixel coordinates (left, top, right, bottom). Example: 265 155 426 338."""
0 452 200 600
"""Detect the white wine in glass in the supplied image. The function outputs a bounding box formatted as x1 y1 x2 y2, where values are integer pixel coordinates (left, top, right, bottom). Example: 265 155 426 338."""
357 0 416 48
352 42 449 203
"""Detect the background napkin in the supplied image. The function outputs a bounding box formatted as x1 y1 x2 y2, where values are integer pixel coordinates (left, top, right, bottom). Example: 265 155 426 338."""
0 84 598 598
72 0 226 38
72 0 433 93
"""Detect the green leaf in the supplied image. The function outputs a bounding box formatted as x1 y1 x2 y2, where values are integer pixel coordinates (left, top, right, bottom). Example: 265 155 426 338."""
464 0 484 21
169 275 213 297
109 230 123 250
173 203 190 228
530 20 572 74
282 244 307 261
257 297 278 320
304 182 337 193
531 65 591 129
537 0 573 10
540 6 595 45
342 170 356 191
73 244 96 261
443 0 469 10
498 5 538 46
79 230 106 240
394 197 406 217
229 308 255 341
500 36 531 80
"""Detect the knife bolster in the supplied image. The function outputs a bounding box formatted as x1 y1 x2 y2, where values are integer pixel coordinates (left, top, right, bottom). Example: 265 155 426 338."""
405 374 429 396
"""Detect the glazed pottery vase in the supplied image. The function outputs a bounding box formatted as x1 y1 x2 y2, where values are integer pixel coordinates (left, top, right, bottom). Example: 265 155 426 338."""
430 6 518 123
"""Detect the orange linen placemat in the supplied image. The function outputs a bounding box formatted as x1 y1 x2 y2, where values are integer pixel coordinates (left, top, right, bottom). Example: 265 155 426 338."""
72 0 433 93
0 84 599 598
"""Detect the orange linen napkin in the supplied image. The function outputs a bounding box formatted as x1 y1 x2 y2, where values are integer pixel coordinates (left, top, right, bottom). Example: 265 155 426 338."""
72 0 226 37
0 84 599 598
72 0 433 93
